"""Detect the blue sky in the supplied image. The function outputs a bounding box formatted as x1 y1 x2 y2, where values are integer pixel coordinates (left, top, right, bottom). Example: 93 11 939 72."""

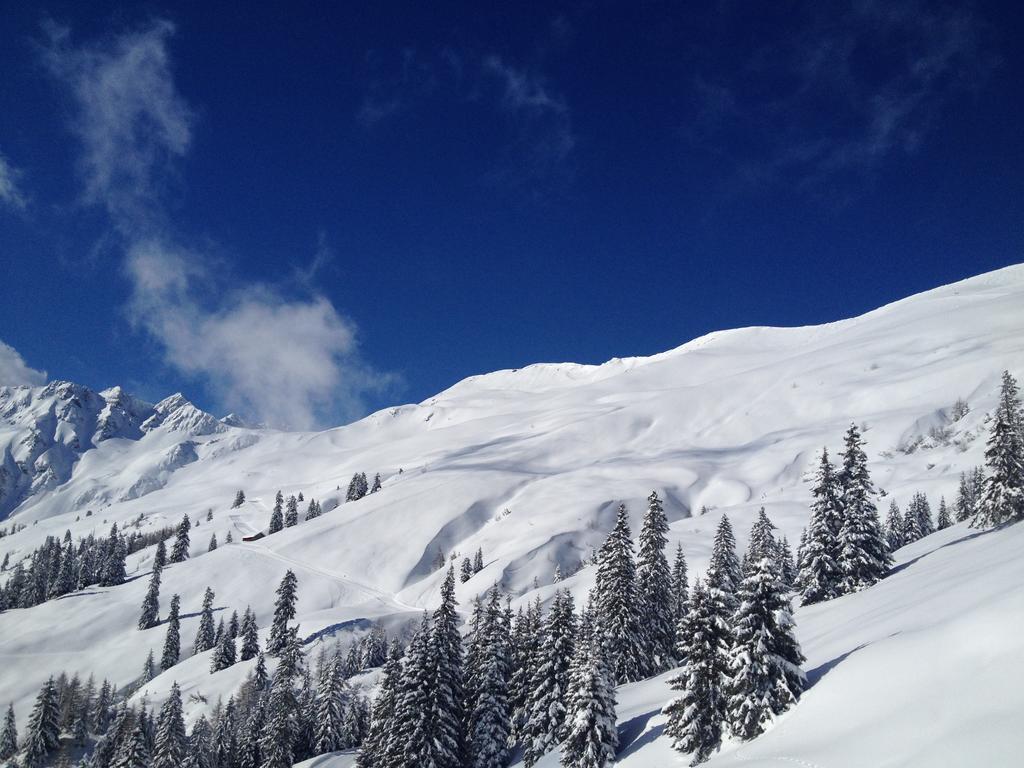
0 1 1021 428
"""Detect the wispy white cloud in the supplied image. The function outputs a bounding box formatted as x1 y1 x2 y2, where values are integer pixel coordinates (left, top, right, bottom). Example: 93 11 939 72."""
45 20 392 428
126 242 391 429
0 339 46 386
0 152 28 210
42 19 192 230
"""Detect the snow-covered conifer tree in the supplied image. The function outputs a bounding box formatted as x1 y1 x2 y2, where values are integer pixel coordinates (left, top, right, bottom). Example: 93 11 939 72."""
671 543 689 627
194 587 217 654
268 570 298 656
240 607 260 661
21 677 61 768
285 496 298 527
207 534 217 552
884 500 904 552
706 514 741 608
468 586 512 768
664 580 729 765
937 497 952 530
459 557 473 583
356 644 401 767
473 547 484 573
389 612 433 767
973 370 1024 527
429 566 466 768
592 504 644 684
798 449 843 605
170 516 191 563
269 491 284 534
233 490 246 508
370 473 382 494
726 533 805 741
259 671 295 768
522 589 576 766
508 599 543 740
138 564 162 630
211 623 237 672
313 654 346 754
161 594 181 670
637 491 675 674
560 633 617 768
0 702 17 762
152 682 187 768
901 495 923 544
836 424 891 592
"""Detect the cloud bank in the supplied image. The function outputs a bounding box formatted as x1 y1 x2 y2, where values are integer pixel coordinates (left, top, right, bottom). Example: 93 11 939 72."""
0 152 27 210
0 340 47 387
45 20 389 429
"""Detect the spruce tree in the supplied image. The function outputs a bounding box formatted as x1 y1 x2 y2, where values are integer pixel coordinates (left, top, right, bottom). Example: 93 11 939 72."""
0 703 17 762
592 504 644 684
884 500 904 552
508 599 543 741
260 668 296 768
186 714 213 768
233 490 246 508
240 607 260 661
706 514 741 607
777 536 797 589
459 557 473 583
915 492 935 538
161 594 181 669
522 589 576 766
389 612 433 767
268 570 298 656
170 516 191 563
473 548 484 573
111 715 150 768
313 654 346 754
370 473 382 494
671 543 689 627
142 649 156 683
154 539 168 571
798 449 843 605
726 533 806 741
101 529 128 587
21 677 61 768
152 682 187 768
901 495 924 544
937 497 952 530
636 490 675 675
837 424 891 592
269 492 284 534
468 586 512 768
560 633 617 768
429 566 466 768
955 472 975 522
194 587 217 654
664 580 729 765
973 370 1024 527
138 564 162 630
208 534 217 552
285 496 299 527
211 623 237 672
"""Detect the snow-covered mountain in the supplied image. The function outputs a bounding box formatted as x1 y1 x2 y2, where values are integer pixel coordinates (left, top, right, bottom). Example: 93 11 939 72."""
1 264 1023 765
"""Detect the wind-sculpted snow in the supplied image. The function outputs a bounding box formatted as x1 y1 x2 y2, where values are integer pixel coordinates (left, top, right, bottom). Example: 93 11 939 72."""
0 265 1023 764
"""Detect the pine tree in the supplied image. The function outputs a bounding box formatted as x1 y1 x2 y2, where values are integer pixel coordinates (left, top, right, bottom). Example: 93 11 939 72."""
664 580 729 765
901 495 923 544
93 680 114 735
468 586 512 768
706 514 741 607
671 543 689 627
389 613 433 767
101 529 128 587
356 643 400 766
313 654 346 754
799 449 844 605
522 589 576 766
560 633 617 768
21 677 61 768
777 536 797 589
346 474 368 503
0 703 17 762
260 669 296 768
170 516 191 563
161 594 182 670
186 714 213 768
283 496 297 528
636 490 675 675
154 539 168 571
269 492 284 534
473 548 484 573
194 587 217 654
936 497 952 530
955 472 975 523
370 473 382 494
836 424 891 592
240 607 260 661
509 599 544 741
592 504 644 684
459 557 473 583
973 370 1024 527
915 492 935 538
111 714 150 768
268 570 298 656
142 649 156 683
152 682 187 768
138 564 162 631
253 652 270 692
208 534 218 552
429 566 466 768
726 532 806 741
211 623 237 672
884 500 904 552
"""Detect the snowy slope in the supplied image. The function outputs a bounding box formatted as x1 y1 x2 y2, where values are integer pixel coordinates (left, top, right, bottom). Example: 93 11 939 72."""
1 265 1023 761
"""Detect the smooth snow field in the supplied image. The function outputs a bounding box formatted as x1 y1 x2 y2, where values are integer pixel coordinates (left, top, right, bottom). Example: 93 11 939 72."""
2 265 1023 766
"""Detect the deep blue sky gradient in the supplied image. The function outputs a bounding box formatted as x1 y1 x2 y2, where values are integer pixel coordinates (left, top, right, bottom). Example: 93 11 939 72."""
1 1 1022 422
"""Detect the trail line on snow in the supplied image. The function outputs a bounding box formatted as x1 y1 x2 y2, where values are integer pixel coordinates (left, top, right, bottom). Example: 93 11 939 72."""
236 541 417 612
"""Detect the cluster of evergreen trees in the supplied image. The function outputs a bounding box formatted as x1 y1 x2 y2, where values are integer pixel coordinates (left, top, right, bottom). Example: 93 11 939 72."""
795 424 892 605
664 509 804 764
458 549 485 582
345 472 381 503
266 491 326 534
971 371 1024 527
0 521 174 611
